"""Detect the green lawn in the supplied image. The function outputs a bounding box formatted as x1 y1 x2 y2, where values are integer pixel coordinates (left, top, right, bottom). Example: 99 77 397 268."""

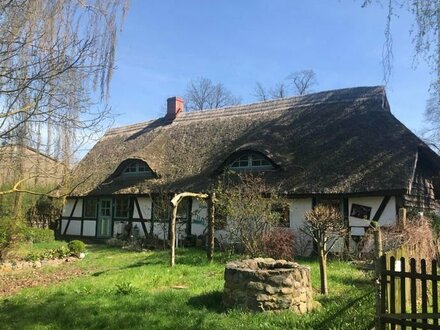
0 245 375 330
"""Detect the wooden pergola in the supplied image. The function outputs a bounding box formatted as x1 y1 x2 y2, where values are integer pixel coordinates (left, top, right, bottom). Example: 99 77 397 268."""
169 192 215 267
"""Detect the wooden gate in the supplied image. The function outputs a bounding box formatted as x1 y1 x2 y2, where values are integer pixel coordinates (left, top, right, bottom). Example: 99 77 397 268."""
379 255 440 329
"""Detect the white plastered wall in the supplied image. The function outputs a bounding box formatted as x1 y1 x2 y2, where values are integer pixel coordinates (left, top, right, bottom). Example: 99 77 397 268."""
133 197 152 219
290 198 314 256
83 221 96 237
191 198 208 236
348 196 396 235
65 220 81 235
62 198 83 217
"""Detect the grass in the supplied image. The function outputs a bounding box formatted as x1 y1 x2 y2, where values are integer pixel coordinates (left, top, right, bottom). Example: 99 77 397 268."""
0 245 375 330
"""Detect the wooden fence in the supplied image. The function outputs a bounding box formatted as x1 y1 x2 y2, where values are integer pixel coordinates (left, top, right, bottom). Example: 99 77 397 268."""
379 255 439 329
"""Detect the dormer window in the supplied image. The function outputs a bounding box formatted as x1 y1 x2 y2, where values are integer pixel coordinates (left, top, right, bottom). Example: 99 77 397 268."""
122 160 151 175
229 152 273 170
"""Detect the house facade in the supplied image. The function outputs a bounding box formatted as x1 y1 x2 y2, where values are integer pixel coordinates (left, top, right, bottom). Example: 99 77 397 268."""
60 86 440 249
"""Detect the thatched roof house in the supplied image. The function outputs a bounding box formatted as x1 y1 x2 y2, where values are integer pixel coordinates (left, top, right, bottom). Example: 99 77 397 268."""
61 86 440 241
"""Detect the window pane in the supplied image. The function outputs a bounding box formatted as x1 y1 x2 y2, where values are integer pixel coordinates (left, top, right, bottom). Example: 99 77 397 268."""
230 152 272 169
84 199 97 218
115 198 130 218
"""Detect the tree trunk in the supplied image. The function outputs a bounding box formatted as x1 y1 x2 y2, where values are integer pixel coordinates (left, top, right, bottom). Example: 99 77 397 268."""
170 201 177 267
319 246 328 294
207 193 215 262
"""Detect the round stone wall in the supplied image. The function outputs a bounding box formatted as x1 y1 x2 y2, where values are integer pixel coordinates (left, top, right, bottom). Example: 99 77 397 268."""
223 258 314 313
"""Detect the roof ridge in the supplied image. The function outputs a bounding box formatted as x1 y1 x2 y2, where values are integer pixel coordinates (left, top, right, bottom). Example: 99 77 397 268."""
183 85 385 114
103 85 385 136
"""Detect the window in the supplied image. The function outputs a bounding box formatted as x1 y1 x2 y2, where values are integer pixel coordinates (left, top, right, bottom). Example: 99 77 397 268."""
122 161 151 175
115 197 130 218
272 204 290 227
84 199 97 218
229 152 272 170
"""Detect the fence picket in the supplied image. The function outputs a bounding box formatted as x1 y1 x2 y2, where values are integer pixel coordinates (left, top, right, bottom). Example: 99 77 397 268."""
390 256 396 330
421 259 428 326
400 257 407 330
432 260 438 328
410 258 417 330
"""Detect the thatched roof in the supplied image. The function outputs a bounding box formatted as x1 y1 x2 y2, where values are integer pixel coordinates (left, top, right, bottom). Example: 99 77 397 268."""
70 86 439 197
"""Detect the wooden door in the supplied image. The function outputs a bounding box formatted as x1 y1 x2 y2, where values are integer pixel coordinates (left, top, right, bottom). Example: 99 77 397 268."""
97 198 112 238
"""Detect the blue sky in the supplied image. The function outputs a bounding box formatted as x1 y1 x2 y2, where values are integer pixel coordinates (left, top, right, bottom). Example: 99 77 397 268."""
108 0 431 134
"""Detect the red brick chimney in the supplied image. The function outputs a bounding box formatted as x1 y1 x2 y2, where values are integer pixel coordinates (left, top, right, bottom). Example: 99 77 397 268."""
166 96 184 119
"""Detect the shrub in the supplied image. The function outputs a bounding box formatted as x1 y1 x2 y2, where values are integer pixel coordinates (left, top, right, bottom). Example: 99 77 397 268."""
24 227 54 243
26 196 62 230
262 228 295 261
214 174 288 257
24 252 41 262
55 245 70 259
0 217 27 259
24 244 70 261
68 240 86 256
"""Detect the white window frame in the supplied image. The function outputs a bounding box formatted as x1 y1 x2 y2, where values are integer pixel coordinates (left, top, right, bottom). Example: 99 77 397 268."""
229 153 272 170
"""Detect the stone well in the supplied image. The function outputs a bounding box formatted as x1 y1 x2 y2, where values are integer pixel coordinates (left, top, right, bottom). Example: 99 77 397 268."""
223 258 314 313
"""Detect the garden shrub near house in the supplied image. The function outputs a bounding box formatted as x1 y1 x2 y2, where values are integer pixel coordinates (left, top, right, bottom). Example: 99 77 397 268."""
262 227 295 260
214 174 288 258
67 240 86 257
0 217 27 259
24 227 54 243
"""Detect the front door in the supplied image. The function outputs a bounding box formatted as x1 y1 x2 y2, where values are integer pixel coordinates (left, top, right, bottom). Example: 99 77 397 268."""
97 198 112 238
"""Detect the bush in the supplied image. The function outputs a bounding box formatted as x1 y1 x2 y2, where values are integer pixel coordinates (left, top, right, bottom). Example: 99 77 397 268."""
55 245 70 259
0 217 27 259
262 228 295 261
24 244 70 261
24 227 54 243
68 240 86 256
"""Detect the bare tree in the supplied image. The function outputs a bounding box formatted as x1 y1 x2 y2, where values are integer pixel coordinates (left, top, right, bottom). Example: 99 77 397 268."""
303 205 347 294
269 82 288 99
254 82 269 101
286 70 317 96
185 77 241 111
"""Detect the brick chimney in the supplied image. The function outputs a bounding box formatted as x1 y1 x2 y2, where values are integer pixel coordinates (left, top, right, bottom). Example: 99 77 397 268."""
166 96 184 119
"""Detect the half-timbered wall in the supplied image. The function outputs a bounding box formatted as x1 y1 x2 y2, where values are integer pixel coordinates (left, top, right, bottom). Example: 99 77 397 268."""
348 196 396 235
61 198 83 236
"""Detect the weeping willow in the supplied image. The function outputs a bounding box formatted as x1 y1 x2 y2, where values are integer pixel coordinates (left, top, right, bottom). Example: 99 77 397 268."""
0 0 129 213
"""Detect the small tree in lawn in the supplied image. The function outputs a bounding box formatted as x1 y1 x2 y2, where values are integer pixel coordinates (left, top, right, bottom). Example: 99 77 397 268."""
303 205 347 294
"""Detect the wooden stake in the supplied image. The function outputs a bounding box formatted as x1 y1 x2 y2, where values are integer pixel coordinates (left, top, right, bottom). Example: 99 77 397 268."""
207 192 215 262
170 195 177 267
399 207 407 228
372 221 383 330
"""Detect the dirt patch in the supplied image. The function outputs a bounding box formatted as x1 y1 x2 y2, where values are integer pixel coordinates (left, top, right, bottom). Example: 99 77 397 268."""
0 263 88 297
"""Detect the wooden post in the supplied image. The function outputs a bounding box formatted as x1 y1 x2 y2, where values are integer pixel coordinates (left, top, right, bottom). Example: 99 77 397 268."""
169 192 209 267
372 221 383 330
170 195 177 267
399 208 407 228
207 192 215 262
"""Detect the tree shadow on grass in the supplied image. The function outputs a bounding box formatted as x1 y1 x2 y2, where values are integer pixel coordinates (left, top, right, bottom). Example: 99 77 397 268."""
0 289 207 330
187 290 225 313
314 290 375 330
